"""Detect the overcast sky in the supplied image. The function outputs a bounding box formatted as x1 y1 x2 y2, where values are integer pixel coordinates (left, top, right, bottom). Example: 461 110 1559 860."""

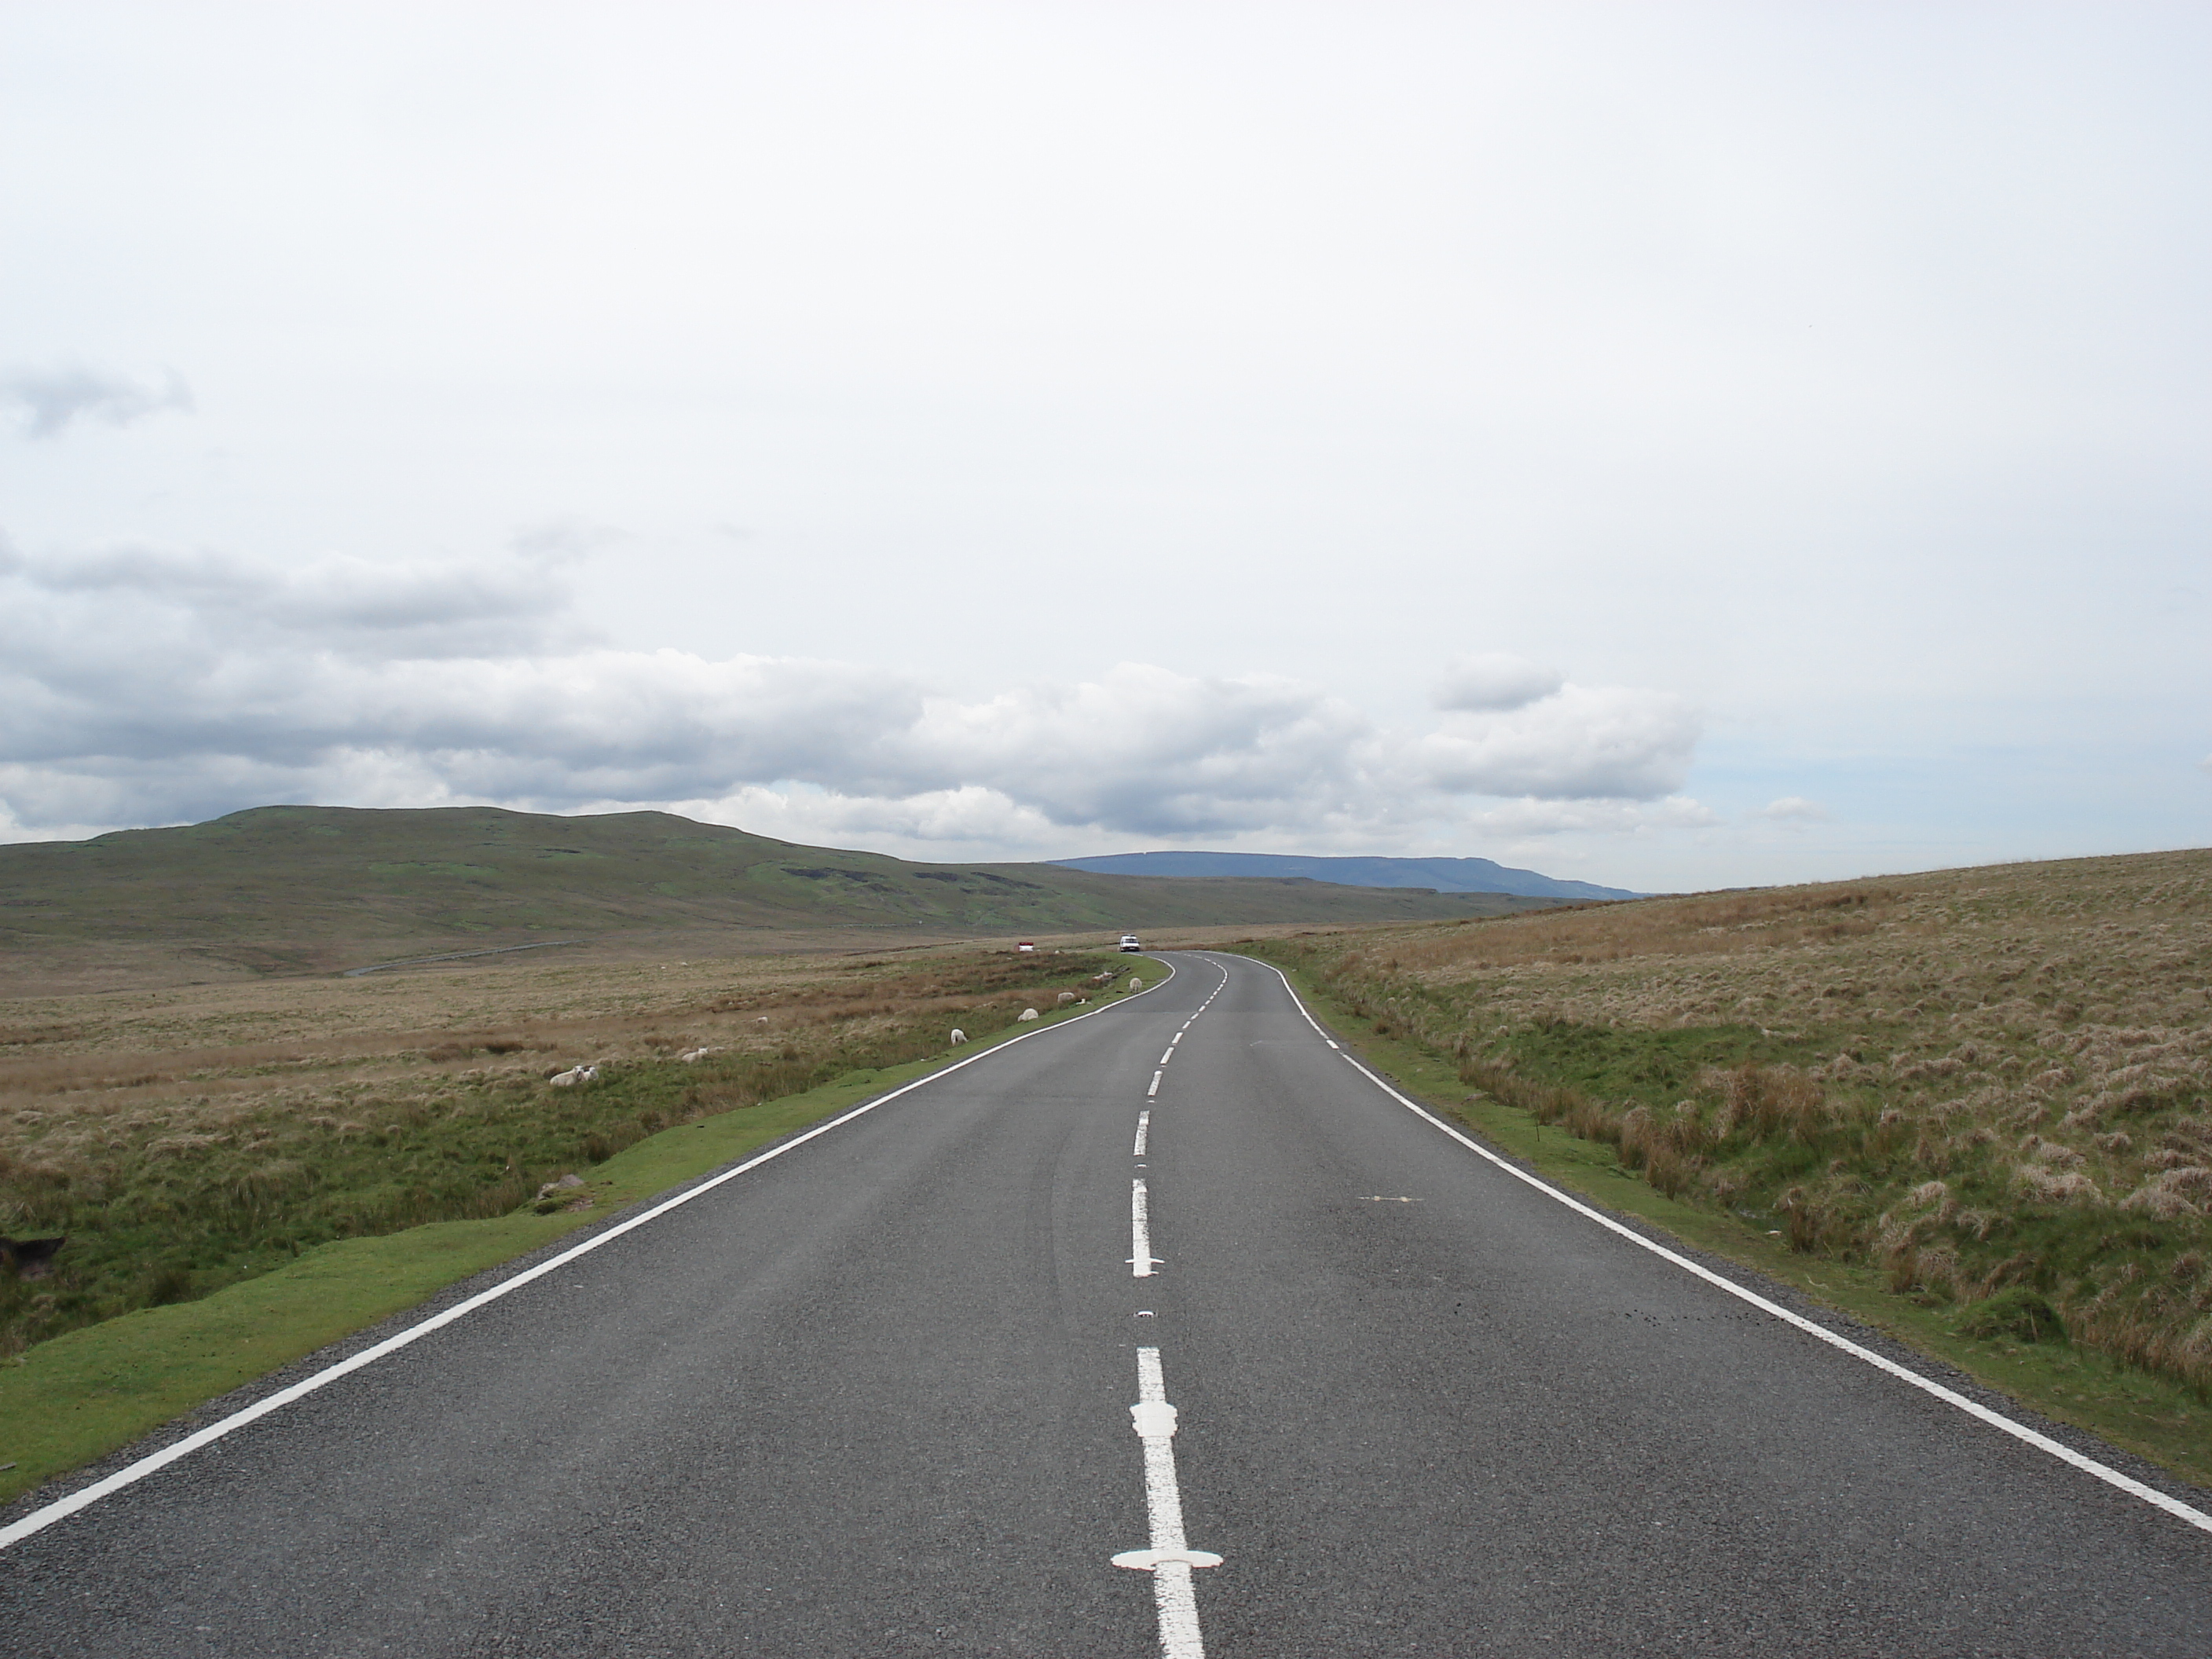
2 2 2206 891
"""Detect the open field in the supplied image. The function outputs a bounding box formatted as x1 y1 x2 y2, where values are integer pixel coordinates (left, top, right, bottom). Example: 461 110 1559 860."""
0 939 1154 1358
1230 847 2212 1400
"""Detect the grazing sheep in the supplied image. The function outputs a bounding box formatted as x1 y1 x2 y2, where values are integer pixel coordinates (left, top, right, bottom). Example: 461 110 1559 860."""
1128 976 1143 993
0 1236 64 1280
949 1028 967 1045
679 1047 713 1063
1018 1008 1040 1022
548 1064 599 1086
1057 991 1076 1005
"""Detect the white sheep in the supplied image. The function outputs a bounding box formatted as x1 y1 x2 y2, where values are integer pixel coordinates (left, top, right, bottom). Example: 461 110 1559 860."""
548 1064 599 1086
1018 1008 1040 1022
1057 991 1076 1005
949 1027 967 1045
1128 976 1142 993
679 1047 713 1063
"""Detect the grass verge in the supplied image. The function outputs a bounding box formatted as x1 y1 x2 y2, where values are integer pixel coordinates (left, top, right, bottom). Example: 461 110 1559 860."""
1249 952 2212 1494
0 964 1167 1510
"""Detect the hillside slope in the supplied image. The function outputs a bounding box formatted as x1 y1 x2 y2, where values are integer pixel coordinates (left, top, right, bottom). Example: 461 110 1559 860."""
1053 848 1638 900
0 805 1562 962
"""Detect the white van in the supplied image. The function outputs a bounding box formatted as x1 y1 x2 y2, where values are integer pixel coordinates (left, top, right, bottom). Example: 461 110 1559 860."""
1119 935 1142 952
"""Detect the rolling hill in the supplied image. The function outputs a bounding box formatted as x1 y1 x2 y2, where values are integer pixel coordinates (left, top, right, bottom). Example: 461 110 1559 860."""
1051 849 1639 900
0 806 1572 969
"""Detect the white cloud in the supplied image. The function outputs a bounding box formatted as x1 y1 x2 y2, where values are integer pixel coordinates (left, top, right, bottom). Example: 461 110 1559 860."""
897 666 1379 836
665 784 1075 864
0 533 1715 856
1415 684 1701 800
0 364 192 438
1430 654 1565 713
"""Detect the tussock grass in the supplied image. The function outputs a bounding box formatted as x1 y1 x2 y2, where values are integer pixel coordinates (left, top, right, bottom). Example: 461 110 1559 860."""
0 947 1122 1357
1243 848 2212 1395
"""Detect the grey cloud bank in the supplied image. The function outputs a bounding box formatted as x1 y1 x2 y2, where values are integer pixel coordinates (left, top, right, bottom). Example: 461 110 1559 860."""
0 540 1705 858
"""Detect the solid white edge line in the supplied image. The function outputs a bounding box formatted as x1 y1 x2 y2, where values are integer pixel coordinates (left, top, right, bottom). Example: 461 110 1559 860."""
1234 954 2212 1539
0 955 1184 1552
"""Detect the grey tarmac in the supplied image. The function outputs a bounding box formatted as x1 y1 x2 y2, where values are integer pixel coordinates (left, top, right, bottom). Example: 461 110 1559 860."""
3 952 2209 1656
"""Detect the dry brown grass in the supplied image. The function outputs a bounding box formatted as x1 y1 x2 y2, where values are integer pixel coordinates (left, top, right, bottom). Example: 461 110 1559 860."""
0 942 1060 1152
0 953 815 1175
1334 851 2211 1161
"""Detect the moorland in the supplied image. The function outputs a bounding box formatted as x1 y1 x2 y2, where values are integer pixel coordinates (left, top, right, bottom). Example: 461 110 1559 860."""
10 805 2208 1492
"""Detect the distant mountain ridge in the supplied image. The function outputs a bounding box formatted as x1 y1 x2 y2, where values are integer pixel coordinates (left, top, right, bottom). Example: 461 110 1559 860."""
0 806 1576 972
1050 850 1639 901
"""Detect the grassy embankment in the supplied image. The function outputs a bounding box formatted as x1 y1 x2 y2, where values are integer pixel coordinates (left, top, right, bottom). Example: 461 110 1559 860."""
0 948 1166 1503
1227 848 2212 1487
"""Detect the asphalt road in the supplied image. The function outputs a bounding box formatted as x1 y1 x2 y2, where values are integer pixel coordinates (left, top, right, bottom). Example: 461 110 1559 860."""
5 952 2210 1656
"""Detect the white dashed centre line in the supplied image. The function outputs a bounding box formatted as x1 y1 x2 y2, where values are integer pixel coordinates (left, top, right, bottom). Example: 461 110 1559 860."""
1159 1049 1174 1065
1133 1111 1151 1157
1112 1347 1220 1657
1130 1179 1159 1276
1148 1071 1163 1097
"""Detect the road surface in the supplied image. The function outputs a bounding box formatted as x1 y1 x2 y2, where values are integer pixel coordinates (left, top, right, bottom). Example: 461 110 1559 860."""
4 952 2208 1655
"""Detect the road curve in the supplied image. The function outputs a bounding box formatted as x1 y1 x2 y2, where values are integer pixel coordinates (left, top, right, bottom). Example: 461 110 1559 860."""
4 952 2208 1656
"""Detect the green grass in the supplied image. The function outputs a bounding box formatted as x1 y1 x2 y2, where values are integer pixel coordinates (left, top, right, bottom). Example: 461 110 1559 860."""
0 967 1168 1508
1248 952 2212 1494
